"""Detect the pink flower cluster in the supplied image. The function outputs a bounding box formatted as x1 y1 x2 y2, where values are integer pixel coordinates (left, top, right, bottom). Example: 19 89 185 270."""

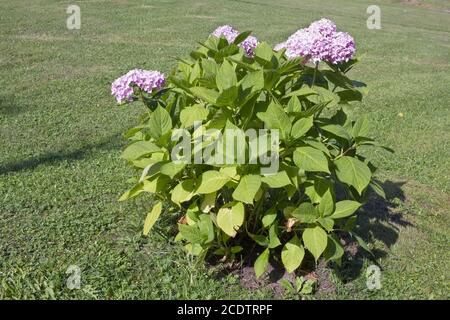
111 69 165 103
211 25 259 57
274 18 355 64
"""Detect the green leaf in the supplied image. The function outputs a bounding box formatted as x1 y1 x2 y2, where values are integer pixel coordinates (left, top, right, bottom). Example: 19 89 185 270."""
200 192 216 213
331 200 362 219
143 201 162 235
196 171 231 194
293 146 330 173
190 87 219 104
216 201 245 237
352 233 374 256
304 178 335 216
180 105 209 128
254 248 270 278
178 223 207 244
281 235 305 273
286 96 301 113
317 217 334 232
253 42 273 62
232 174 261 204
286 87 317 98
240 69 264 93
291 116 313 139
369 180 386 199
118 182 144 201
268 224 282 248
352 116 369 138
233 31 252 45
262 207 277 228
216 60 237 91
197 214 215 243
302 226 328 261
216 86 238 106
148 106 172 139
160 162 185 179
261 171 292 188
321 124 351 141
171 179 196 205
323 235 344 262
334 156 371 195
291 202 318 223
121 141 161 161
256 101 292 140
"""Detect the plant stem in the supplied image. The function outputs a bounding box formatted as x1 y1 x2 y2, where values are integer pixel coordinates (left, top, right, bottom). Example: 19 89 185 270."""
310 61 319 88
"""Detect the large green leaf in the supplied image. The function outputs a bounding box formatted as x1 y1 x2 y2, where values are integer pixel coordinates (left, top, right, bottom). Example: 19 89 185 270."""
262 207 277 228
143 201 162 235
291 116 313 139
334 156 371 195
232 174 261 204
178 223 207 244
268 224 282 248
293 146 330 173
321 124 351 141
305 177 335 216
286 87 317 98
200 192 216 213
148 106 172 139
254 248 270 278
216 60 237 91
240 69 264 93
256 101 292 140
121 141 161 161
196 171 231 194
281 235 305 273
291 202 318 223
331 200 361 219
171 179 196 205
190 87 219 104
352 116 369 138
180 105 208 128
216 201 245 237
253 42 273 62
323 235 344 262
302 226 328 261
261 171 292 188
160 162 185 179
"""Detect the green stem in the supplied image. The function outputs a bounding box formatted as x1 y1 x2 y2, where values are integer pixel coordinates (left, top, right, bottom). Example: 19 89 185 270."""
310 61 319 88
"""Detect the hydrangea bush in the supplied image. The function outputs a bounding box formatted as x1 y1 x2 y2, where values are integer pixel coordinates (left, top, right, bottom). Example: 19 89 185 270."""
112 20 390 277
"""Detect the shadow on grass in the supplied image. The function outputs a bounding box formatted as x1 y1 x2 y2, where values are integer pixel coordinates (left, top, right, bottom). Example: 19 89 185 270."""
0 95 25 116
334 179 412 283
0 133 123 175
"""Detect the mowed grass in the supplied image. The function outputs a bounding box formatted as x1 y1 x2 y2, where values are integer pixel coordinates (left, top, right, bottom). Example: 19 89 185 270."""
0 0 449 299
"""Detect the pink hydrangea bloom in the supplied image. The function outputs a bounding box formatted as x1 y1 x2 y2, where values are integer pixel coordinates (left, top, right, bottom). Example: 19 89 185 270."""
282 18 355 64
212 25 239 43
308 18 337 37
111 69 165 103
211 25 259 57
329 31 356 64
241 35 259 57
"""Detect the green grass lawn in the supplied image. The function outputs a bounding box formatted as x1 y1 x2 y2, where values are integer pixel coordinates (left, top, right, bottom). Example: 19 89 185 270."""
0 0 449 299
